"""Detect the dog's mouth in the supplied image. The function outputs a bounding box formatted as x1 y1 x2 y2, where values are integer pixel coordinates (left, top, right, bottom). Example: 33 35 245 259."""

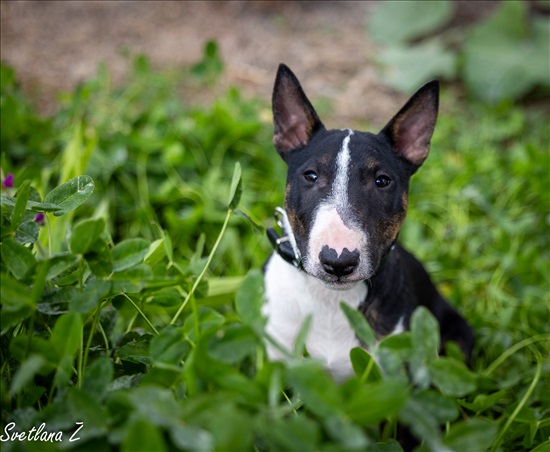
319 278 363 291
306 267 369 291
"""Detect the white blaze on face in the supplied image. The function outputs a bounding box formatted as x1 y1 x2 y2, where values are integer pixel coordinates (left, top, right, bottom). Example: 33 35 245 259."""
333 130 353 205
305 130 371 279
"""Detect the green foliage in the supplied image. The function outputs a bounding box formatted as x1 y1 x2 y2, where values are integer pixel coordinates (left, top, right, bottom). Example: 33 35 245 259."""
368 0 550 102
368 1 454 45
341 301 376 349
1 46 549 452
191 40 225 84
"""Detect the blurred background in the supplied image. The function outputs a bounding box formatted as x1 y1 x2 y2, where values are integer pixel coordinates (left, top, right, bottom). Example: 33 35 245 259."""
3 1 548 127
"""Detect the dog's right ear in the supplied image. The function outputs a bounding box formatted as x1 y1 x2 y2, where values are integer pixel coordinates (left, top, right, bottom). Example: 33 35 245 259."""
272 64 325 156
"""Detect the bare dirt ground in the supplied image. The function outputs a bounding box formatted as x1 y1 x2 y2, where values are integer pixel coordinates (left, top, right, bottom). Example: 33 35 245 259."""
1 1 497 127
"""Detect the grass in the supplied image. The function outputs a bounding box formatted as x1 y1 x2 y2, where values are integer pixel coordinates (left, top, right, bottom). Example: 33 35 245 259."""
0 52 549 451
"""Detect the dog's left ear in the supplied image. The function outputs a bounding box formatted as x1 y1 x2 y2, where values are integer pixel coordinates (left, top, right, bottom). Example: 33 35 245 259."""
272 64 325 157
381 80 439 170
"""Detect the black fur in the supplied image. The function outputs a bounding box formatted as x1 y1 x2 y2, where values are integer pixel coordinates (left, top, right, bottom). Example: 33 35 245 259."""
360 244 474 357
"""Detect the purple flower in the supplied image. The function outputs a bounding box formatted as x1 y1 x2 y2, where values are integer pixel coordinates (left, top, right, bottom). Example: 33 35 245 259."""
34 213 45 225
2 173 14 188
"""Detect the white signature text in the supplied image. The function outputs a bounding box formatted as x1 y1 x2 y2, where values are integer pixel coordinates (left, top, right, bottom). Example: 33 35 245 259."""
1 422 83 443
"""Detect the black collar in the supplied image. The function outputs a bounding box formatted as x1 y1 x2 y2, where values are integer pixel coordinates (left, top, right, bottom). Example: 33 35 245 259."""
267 207 302 269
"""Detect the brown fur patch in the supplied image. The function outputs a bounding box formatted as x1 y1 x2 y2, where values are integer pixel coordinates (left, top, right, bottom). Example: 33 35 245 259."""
284 184 305 236
380 194 407 244
382 215 405 244
367 160 379 172
285 182 292 201
401 192 408 211
286 208 305 237
318 154 331 167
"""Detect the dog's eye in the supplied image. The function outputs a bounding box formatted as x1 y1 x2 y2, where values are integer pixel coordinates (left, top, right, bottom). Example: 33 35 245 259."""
304 171 318 183
375 175 391 188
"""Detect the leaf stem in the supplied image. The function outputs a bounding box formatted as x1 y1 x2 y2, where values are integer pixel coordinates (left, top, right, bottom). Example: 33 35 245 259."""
122 293 159 335
483 334 549 376
46 213 52 257
82 304 102 382
360 355 375 384
170 208 232 330
97 320 110 357
490 352 542 451
77 327 84 389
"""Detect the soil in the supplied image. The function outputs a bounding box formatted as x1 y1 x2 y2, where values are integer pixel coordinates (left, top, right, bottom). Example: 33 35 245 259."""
1 1 498 128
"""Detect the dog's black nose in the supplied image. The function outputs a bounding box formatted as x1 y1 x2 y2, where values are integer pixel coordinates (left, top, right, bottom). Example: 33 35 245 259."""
319 246 359 278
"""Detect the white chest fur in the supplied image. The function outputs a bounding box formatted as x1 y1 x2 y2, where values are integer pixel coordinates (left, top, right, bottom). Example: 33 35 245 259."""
263 253 368 381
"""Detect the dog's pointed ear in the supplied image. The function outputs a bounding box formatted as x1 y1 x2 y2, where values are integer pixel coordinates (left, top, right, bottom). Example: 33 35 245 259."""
381 80 439 170
272 64 325 156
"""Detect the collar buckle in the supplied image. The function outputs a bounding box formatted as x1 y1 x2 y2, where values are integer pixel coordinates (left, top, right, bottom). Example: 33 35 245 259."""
267 207 302 269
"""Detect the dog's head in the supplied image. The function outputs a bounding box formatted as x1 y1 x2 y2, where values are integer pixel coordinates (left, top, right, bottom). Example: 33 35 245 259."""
272 64 439 289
